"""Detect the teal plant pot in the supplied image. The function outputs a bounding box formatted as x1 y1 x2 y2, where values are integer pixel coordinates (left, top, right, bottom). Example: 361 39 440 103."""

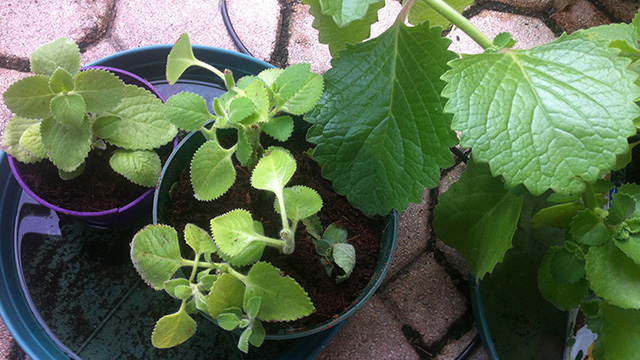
153 125 399 340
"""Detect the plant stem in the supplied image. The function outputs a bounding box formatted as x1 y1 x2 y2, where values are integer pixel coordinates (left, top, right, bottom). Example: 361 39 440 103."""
582 183 599 212
227 266 248 282
417 0 494 50
196 60 226 83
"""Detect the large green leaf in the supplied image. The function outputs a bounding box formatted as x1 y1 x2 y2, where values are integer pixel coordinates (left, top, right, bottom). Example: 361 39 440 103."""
537 247 589 310
585 241 640 309
40 116 91 172
408 0 474 28
102 85 177 150
130 225 183 290
109 149 161 187
30 37 81 77
3 75 55 119
599 304 640 359
318 0 383 27
19 123 47 159
190 140 236 201
210 209 272 258
50 93 86 128
74 69 125 114
442 33 640 196
4 117 46 163
151 309 197 348
208 273 245 318
306 21 457 216
243 262 314 321
166 33 200 85
251 149 296 195
164 92 212 131
302 0 384 56
433 160 524 279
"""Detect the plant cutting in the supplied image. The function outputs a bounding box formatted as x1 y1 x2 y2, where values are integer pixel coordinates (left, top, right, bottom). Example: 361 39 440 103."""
131 33 365 353
303 0 640 358
2 37 177 216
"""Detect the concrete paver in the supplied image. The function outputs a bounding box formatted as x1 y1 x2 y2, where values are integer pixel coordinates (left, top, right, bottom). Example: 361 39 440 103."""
225 0 280 62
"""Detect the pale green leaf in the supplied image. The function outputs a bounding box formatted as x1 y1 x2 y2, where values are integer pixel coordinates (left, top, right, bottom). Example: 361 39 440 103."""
109 149 161 187
245 296 262 319
243 262 314 321
280 72 324 115
408 0 473 28
579 23 640 57
217 312 241 331
164 92 212 131
49 68 74 93
183 223 216 254
40 116 91 172
239 79 270 124
174 285 192 300
318 0 383 27
92 115 122 139
585 241 640 309
442 34 640 196
274 63 312 102
257 68 283 87
190 140 236 201
210 209 271 258
275 186 323 222
333 243 355 283
58 162 85 180
249 320 265 347
151 310 197 348
262 115 294 141
50 93 86 128
599 304 640 359
30 37 81 77
74 69 125 113
167 33 200 85
302 214 324 240
19 123 47 159
208 273 245 318
532 202 579 229
537 247 589 310
228 96 256 124
433 160 524 279
303 0 384 56
306 22 457 216
164 278 190 299
236 127 257 167
3 117 46 163
251 149 296 194
102 85 177 150
238 328 251 353
130 224 183 290
3 75 56 118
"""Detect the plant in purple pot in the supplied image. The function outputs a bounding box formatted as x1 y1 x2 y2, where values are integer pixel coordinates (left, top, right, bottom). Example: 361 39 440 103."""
2 37 177 222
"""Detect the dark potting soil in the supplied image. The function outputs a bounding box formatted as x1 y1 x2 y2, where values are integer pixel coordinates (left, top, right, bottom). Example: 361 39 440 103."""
163 131 384 332
15 143 173 212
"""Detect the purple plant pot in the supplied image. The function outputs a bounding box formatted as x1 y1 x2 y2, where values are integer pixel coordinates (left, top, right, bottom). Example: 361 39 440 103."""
7 66 175 228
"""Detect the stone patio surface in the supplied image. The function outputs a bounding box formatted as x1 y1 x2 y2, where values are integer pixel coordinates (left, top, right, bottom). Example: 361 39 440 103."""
0 0 637 359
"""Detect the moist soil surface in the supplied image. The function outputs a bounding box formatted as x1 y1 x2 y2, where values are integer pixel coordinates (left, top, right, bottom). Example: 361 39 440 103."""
162 131 384 333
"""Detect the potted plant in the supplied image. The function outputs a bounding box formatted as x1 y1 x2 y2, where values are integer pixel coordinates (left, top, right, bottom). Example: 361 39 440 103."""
130 33 397 353
2 37 178 227
301 0 640 358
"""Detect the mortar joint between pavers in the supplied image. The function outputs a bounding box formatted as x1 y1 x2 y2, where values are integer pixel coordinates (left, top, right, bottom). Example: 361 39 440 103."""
464 0 566 36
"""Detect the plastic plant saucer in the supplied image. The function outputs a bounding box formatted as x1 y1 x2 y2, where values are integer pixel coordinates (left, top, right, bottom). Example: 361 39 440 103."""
0 45 344 360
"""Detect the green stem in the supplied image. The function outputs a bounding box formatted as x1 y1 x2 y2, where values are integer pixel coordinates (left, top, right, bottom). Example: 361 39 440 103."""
582 183 599 212
196 60 226 82
226 266 248 283
414 0 493 50
181 259 220 269
256 235 287 249
200 126 218 142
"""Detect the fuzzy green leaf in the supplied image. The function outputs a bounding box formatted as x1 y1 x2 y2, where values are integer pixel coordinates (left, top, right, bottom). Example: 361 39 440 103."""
238 328 252 353
585 241 640 309
30 37 81 77
599 304 640 359
306 22 458 216
49 68 74 93
173 285 192 300
409 0 474 28
607 192 636 226
164 92 212 131
275 186 323 222
249 320 265 348
210 210 272 258
318 0 383 27
243 262 314 321
166 33 200 85
102 85 176 150
279 72 324 115
442 33 640 196
3 75 56 119
257 68 283 87
532 202 579 229
3 117 45 163
433 160 524 279
303 214 324 240
217 312 241 331
40 116 91 172
245 296 262 319
303 0 384 56
580 23 640 57
236 127 258 167
58 162 85 180
109 149 161 187
19 123 47 159
239 79 270 124
262 116 294 142
228 96 256 124
251 149 296 194
549 246 586 284
92 115 122 139
190 140 236 201
570 209 610 246
151 310 197 349
274 63 312 102
50 93 86 128
74 69 126 114
131 225 183 290
164 278 191 299
537 247 589 310
183 223 216 254
323 223 348 244
208 273 245 318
